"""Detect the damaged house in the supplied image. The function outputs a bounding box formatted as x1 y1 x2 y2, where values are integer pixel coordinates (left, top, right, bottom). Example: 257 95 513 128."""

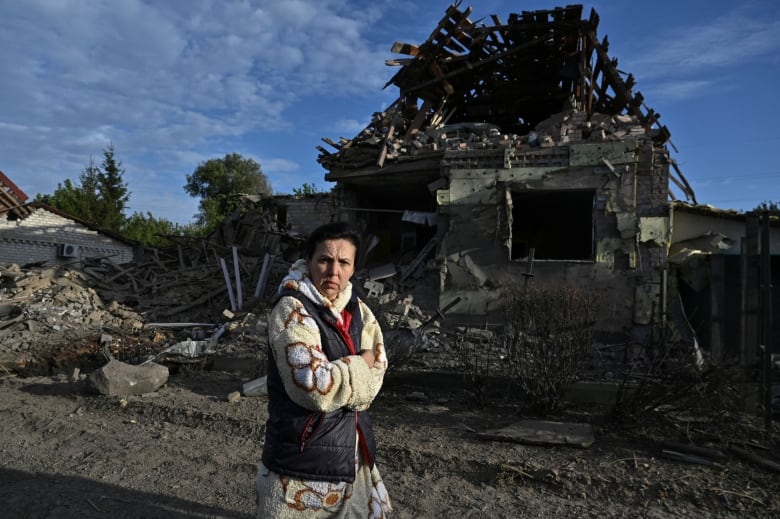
0 171 137 266
316 2 773 351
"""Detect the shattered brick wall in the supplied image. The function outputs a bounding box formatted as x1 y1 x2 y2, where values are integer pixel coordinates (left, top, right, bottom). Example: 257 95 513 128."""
437 135 671 339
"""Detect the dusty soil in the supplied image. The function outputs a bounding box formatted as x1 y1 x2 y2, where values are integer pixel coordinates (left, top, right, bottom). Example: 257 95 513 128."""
2 359 780 519
1 264 778 518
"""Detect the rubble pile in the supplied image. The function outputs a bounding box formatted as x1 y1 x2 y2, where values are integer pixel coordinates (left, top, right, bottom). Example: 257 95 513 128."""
0 187 471 378
532 110 664 146
320 109 667 170
0 256 473 378
0 263 152 373
0 253 617 394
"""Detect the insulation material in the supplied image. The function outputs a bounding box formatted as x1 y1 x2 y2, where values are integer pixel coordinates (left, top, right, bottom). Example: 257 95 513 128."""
639 217 670 246
668 232 733 264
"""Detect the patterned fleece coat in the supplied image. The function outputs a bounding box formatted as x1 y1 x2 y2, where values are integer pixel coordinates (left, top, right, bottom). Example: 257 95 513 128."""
256 259 392 518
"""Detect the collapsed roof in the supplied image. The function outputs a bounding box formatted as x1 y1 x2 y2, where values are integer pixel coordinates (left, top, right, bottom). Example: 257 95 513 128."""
0 170 31 218
317 2 695 202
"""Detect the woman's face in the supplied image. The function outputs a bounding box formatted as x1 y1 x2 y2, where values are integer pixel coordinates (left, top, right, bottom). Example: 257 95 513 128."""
307 238 357 301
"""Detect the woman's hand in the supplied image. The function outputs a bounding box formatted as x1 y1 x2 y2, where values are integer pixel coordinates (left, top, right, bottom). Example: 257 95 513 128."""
360 349 375 367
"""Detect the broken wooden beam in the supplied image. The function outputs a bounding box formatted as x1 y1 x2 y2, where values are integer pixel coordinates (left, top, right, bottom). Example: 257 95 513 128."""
391 41 420 56
321 137 342 150
660 449 722 467
232 246 242 310
728 445 780 474
254 253 272 298
220 257 237 312
400 238 437 283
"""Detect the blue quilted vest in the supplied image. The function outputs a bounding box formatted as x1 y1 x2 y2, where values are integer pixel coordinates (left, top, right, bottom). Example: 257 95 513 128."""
261 289 377 482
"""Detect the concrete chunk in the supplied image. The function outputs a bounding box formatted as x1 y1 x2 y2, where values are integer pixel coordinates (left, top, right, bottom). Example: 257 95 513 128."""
88 359 169 396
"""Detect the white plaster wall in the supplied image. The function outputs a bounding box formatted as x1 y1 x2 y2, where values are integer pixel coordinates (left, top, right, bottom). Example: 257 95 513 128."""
0 208 134 265
671 209 780 255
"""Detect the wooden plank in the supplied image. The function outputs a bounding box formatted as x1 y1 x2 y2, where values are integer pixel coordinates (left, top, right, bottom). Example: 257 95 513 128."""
477 420 595 448
404 98 434 143
400 238 437 283
220 257 237 312
232 246 242 310
386 58 416 66
656 440 726 460
729 445 780 473
321 137 342 150
376 121 396 168
660 450 721 467
254 253 272 298
391 41 420 56
710 254 725 361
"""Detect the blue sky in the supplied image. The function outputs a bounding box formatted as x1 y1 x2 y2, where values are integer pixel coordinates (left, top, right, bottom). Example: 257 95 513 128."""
1 0 778 224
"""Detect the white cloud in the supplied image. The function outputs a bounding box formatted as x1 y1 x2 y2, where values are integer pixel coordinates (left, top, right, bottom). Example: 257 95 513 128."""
649 79 715 102
261 158 300 174
10 0 773 222
333 118 371 134
621 4 780 93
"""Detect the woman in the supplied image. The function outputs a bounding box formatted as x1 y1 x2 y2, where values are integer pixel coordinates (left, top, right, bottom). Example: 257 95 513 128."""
256 222 392 518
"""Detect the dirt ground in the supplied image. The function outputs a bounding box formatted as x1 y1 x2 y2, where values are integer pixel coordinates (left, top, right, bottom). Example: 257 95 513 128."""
2 352 780 519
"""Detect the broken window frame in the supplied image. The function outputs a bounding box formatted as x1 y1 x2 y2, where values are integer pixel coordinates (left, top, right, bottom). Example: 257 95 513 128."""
504 186 596 262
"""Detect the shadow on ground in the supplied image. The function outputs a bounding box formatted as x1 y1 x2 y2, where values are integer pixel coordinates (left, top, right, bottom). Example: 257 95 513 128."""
0 468 252 519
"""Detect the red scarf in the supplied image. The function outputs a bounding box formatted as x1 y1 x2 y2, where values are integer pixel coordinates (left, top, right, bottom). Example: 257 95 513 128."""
333 307 372 466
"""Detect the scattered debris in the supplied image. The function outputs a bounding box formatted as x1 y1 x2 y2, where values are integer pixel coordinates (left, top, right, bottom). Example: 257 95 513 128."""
242 375 268 397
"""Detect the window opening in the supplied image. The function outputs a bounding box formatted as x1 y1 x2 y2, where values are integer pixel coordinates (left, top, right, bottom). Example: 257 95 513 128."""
510 190 594 260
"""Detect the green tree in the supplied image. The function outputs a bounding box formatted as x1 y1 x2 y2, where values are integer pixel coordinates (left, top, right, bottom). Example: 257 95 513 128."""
36 159 98 216
97 144 130 231
124 212 207 247
292 182 322 197
36 145 129 232
753 200 780 214
183 153 272 231
123 211 179 247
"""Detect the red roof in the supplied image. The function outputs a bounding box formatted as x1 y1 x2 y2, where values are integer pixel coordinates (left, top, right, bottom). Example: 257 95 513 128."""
0 170 29 207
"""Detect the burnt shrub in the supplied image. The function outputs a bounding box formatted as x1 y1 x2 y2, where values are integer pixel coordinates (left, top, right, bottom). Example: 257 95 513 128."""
454 326 508 406
503 284 597 414
612 323 743 423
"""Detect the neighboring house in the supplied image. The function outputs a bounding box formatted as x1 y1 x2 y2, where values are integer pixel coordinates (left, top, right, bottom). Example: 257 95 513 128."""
271 193 336 236
315 3 777 357
0 173 137 266
669 203 780 360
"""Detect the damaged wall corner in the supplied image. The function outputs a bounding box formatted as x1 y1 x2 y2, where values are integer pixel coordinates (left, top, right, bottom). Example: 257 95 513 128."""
639 216 670 247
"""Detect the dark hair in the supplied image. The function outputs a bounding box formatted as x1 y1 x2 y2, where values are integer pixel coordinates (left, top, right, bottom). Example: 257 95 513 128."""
304 222 361 262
